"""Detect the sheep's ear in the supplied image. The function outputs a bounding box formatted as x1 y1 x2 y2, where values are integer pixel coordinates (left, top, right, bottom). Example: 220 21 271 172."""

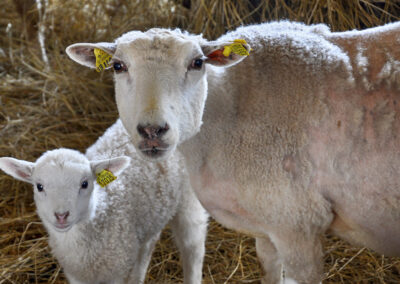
66 42 116 69
0 157 35 183
201 40 251 67
90 156 131 176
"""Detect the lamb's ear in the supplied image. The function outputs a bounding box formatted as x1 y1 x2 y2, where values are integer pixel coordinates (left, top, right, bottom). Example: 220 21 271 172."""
201 40 251 67
90 156 131 176
0 157 35 183
66 42 116 69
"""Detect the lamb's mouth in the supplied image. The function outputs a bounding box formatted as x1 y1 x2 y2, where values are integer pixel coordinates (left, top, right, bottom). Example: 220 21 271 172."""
53 223 73 232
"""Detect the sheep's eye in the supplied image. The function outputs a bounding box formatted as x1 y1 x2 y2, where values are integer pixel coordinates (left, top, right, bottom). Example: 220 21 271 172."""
189 58 203 70
37 183 44 192
81 181 88 189
113 61 127 73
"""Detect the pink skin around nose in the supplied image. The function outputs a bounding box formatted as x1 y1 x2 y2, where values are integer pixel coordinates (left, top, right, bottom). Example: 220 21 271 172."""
55 211 69 224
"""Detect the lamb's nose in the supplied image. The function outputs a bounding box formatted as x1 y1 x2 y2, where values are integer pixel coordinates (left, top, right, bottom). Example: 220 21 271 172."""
137 124 169 139
55 211 70 224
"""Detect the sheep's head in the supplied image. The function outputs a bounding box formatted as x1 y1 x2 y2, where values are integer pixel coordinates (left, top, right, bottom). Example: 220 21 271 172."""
66 29 250 160
0 149 130 233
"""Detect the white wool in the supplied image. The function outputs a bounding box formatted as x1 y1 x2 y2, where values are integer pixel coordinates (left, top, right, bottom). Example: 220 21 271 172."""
377 54 400 89
330 21 400 38
355 45 373 90
327 21 400 90
116 28 204 46
220 21 353 80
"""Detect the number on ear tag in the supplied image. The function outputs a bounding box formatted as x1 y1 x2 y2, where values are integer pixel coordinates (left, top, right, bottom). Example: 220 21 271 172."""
223 39 250 57
96 170 116 187
94 48 112 72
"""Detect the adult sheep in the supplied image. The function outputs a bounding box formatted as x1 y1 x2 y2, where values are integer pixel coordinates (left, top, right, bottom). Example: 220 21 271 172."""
66 21 400 283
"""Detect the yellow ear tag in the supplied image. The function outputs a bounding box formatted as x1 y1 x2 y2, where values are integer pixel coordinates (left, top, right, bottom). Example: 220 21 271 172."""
96 170 117 188
222 39 250 57
94 48 112 72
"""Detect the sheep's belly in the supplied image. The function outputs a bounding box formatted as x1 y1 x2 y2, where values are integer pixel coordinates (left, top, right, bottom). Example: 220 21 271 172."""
308 85 400 256
327 203 400 256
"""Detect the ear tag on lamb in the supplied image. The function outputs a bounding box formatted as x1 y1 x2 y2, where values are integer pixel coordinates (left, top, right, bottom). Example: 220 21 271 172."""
96 169 117 188
94 48 112 72
223 39 250 57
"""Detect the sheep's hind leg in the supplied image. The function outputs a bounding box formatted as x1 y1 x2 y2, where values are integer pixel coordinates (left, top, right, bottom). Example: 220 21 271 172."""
169 187 208 284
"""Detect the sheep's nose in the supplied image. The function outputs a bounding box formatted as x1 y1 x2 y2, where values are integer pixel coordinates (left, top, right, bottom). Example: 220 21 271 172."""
137 124 169 139
55 211 70 224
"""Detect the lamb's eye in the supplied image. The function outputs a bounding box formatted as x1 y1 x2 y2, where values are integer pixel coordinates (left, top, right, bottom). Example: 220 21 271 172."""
189 58 203 70
113 61 127 73
81 181 88 189
37 183 44 192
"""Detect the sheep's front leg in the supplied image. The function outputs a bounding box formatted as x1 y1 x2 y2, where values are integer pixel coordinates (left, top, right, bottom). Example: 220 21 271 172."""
170 187 208 284
270 231 324 284
126 235 159 284
256 236 282 284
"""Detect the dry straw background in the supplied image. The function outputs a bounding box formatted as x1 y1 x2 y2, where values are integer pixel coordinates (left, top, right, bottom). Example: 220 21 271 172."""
1 0 400 283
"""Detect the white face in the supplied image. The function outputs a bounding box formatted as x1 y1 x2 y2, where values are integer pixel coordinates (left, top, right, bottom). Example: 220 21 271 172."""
66 29 249 160
0 150 130 233
113 38 208 160
32 161 94 232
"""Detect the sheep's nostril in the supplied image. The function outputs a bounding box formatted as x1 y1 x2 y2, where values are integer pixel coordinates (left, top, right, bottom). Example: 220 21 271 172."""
137 125 147 139
137 124 169 139
55 211 70 223
156 124 169 136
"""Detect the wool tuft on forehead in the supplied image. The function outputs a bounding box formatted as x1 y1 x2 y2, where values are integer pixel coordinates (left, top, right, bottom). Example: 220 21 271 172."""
115 28 205 65
35 148 88 169
116 28 205 47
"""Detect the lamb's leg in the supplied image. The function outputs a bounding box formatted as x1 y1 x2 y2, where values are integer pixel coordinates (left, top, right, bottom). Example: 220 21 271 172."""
170 187 208 284
269 231 324 284
256 236 281 284
126 234 159 284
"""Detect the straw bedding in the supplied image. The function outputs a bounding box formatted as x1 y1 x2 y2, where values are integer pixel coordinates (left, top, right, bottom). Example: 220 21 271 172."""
1 0 399 283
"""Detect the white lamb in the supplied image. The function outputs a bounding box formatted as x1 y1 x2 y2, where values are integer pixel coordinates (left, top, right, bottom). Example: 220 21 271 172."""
0 119 208 284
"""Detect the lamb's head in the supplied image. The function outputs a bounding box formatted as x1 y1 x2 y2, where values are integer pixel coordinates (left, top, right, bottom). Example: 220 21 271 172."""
0 149 130 232
66 28 250 160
